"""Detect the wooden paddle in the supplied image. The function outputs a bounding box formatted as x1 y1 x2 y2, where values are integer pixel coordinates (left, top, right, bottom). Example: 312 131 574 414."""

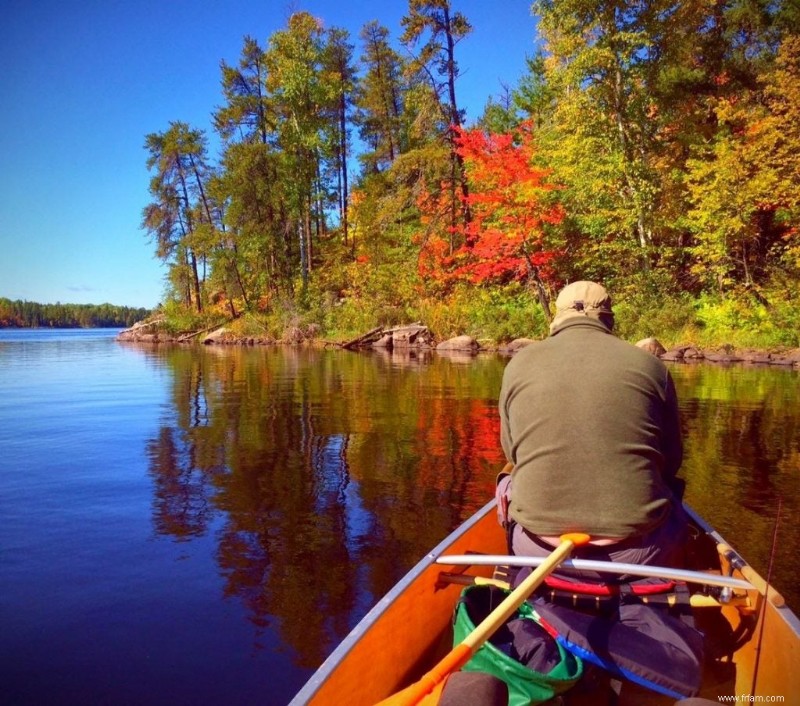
375 532 590 706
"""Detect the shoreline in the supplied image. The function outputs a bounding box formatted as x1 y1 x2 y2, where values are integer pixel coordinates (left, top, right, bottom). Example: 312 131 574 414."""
116 323 800 369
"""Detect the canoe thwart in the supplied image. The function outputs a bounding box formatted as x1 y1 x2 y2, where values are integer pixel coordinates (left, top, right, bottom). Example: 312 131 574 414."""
439 572 750 609
718 543 786 607
436 555 755 591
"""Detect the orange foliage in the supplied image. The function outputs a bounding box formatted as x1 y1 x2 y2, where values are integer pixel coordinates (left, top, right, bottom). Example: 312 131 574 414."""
416 123 564 287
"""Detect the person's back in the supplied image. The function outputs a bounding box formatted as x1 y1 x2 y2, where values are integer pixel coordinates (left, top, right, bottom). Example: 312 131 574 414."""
497 281 686 570
502 316 682 538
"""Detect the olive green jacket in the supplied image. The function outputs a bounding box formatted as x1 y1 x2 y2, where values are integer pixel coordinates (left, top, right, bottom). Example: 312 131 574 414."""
499 317 684 538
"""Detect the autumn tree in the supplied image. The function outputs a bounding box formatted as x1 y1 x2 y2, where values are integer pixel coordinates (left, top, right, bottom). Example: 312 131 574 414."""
531 0 678 276
755 33 800 237
139 2 800 338
686 32 800 292
418 123 564 319
526 0 794 292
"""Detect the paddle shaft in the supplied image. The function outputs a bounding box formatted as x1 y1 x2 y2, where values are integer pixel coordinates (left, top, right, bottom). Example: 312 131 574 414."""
460 535 582 652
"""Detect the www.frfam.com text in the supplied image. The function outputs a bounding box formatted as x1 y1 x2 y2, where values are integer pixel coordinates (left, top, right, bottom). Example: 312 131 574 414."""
717 696 785 703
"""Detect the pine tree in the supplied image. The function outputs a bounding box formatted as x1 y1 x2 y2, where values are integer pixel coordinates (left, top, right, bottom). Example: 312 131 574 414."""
401 0 473 252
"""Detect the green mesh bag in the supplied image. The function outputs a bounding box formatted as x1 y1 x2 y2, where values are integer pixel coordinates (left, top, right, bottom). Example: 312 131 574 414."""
452 585 583 706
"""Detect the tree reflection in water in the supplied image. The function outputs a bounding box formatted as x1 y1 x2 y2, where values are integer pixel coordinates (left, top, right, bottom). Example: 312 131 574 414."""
138 345 800 677
673 362 800 610
141 345 506 668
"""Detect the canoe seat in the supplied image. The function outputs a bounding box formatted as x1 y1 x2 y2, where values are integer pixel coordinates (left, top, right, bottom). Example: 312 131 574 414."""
543 574 678 596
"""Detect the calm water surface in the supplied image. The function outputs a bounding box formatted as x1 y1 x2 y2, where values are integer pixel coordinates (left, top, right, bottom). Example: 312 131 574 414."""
1 330 797 706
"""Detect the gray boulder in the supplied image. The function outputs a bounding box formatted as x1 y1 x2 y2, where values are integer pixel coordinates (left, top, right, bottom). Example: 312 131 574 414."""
436 335 479 352
498 338 536 355
203 327 229 344
635 337 666 357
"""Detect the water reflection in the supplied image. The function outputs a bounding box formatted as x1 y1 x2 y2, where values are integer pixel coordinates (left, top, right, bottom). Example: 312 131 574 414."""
130 344 799 686
672 363 800 610
136 345 505 670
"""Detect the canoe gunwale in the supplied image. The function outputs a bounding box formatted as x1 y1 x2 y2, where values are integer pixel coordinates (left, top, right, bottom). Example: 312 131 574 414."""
682 505 800 631
288 499 497 705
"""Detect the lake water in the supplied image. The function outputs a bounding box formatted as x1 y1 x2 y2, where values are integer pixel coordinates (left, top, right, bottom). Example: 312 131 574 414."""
1 329 797 705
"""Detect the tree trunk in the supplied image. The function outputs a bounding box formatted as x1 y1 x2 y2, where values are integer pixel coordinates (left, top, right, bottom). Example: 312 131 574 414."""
299 220 307 294
176 159 202 312
522 243 551 323
189 251 203 313
339 89 349 245
443 5 471 238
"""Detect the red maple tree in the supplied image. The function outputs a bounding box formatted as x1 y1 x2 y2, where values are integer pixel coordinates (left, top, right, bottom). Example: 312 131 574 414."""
417 122 564 287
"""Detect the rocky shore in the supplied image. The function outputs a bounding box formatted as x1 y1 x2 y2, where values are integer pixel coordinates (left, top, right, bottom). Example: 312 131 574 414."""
117 321 800 368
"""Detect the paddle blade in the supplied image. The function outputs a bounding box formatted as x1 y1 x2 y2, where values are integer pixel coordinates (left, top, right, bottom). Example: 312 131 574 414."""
374 644 470 706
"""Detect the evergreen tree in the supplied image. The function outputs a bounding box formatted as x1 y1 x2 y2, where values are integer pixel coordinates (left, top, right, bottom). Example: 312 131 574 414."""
143 122 213 311
401 0 473 251
213 35 288 305
265 12 337 296
214 36 273 145
355 22 408 174
322 28 358 247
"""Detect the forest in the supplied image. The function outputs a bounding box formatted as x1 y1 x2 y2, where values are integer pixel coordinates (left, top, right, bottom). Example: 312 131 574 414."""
0 298 151 329
141 0 800 348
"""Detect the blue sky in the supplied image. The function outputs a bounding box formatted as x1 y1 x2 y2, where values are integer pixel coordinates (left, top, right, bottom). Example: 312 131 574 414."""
0 1 538 309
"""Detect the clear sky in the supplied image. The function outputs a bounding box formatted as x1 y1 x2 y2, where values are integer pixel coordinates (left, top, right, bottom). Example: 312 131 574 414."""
0 1 538 309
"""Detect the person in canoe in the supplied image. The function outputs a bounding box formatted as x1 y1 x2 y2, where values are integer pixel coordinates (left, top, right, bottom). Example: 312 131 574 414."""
493 281 709 700
496 279 688 581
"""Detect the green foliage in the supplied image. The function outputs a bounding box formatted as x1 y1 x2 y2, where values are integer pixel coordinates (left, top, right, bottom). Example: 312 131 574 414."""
692 291 800 348
159 300 224 336
355 21 409 172
611 282 800 350
411 285 548 344
463 286 549 343
308 251 420 339
612 289 698 346
400 0 472 129
143 4 799 353
142 121 218 313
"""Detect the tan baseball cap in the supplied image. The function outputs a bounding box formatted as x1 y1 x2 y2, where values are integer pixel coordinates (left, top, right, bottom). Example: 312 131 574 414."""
549 281 613 334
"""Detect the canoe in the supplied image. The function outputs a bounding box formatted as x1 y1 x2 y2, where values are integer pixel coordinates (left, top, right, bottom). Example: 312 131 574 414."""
290 499 800 705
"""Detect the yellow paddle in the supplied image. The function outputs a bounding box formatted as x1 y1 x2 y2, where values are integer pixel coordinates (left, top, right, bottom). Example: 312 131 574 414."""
376 532 591 706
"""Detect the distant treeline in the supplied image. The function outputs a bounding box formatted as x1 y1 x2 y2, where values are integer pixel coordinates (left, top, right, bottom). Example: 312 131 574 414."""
0 298 151 329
